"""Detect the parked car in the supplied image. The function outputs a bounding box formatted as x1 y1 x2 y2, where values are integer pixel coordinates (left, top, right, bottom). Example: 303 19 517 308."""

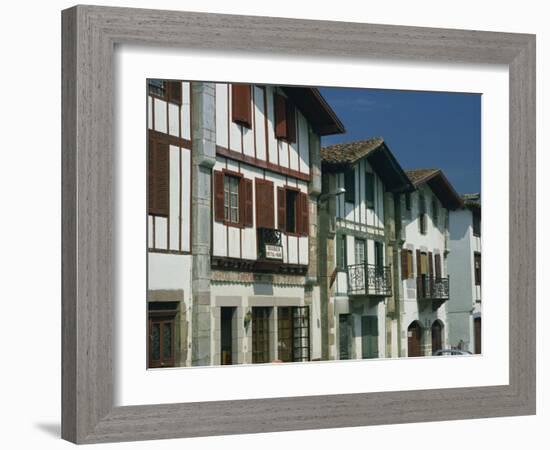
433 348 473 356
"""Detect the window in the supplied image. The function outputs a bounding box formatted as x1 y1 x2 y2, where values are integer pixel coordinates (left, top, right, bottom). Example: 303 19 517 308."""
252 307 271 364
365 172 375 209
277 306 310 363
405 192 411 212
419 193 427 234
213 171 253 227
374 242 384 271
355 238 366 264
401 249 414 279
148 137 169 217
432 197 439 226
224 175 240 223
474 252 481 285
231 84 252 128
337 234 347 270
277 186 308 235
473 210 481 237
147 79 182 104
274 93 296 142
285 189 298 233
344 168 355 203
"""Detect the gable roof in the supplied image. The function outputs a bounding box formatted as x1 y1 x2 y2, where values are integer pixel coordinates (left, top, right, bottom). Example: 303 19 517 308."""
321 138 414 193
282 87 345 136
405 168 464 210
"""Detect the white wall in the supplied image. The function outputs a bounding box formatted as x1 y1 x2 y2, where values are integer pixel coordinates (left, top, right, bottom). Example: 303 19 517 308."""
215 83 311 175
212 156 309 265
3 1 546 450
400 185 450 350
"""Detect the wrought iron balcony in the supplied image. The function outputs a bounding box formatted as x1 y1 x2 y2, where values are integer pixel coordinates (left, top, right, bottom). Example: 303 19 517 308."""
347 264 392 297
417 275 450 300
257 227 283 260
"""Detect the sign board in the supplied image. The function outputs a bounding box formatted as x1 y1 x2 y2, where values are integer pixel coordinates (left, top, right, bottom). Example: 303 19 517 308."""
265 244 283 260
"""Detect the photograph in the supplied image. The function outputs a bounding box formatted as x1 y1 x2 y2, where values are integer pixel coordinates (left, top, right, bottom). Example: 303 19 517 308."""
146 80 482 368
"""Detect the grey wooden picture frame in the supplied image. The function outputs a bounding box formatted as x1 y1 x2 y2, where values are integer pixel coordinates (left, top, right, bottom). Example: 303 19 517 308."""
61 5 536 444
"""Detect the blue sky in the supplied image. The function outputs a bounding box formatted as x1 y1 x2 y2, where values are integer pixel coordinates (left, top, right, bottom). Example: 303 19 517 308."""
319 87 481 195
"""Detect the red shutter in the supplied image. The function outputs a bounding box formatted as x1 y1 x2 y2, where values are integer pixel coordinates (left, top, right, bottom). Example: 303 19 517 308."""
255 179 275 229
231 84 252 128
286 102 296 143
242 178 253 227
277 187 286 231
416 249 422 296
147 137 156 214
148 139 169 217
274 94 287 139
167 81 182 104
213 171 225 222
435 254 442 279
299 192 309 236
401 249 409 280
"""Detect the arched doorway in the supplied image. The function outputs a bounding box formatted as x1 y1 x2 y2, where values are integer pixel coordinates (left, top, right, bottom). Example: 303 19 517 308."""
474 317 481 354
431 320 444 355
407 321 423 357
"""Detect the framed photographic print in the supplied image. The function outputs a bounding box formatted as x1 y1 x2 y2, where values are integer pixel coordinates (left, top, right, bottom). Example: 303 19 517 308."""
61 5 535 444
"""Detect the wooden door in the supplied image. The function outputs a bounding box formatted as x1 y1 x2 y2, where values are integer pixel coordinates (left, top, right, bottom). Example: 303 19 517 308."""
277 307 293 362
407 321 422 357
148 314 175 368
339 314 353 360
431 321 443 355
252 307 270 363
474 317 482 354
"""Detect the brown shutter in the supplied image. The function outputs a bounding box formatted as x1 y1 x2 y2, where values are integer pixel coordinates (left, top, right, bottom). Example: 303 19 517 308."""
416 249 422 296
277 186 286 231
147 137 156 214
213 171 225 222
274 94 287 139
241 178 253 227
428 251 434 295
435 254 442 279
299 192 309 236
167 81 182 104
255 179 275 229
148 139 169 217
401 249 409 280
286 102 296 143
231 84 252 128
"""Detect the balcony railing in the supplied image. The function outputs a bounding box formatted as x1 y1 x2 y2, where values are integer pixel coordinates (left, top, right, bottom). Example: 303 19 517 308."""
347 264 392 296
257 227 283 260
417 275 450 300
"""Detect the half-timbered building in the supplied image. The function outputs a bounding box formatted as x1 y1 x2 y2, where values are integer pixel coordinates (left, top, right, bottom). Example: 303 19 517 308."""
147 80 193 368
318 139 413 361
147 80 345 367
395 169 463 357
447 194 482 353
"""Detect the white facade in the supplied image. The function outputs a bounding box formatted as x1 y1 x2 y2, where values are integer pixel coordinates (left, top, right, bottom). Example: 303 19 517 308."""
397 184 451 357
322 158 392 361
447 202 482 353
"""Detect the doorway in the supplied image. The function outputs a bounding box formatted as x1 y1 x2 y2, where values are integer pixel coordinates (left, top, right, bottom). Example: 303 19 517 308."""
431 320 443 355
407 321 423 357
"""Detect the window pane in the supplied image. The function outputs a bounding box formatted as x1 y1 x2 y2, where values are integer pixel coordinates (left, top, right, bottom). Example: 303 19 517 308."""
162 322 172 360
151 323 160 361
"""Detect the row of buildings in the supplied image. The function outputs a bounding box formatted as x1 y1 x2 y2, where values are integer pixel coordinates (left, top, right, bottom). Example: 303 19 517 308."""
146 80 482 368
